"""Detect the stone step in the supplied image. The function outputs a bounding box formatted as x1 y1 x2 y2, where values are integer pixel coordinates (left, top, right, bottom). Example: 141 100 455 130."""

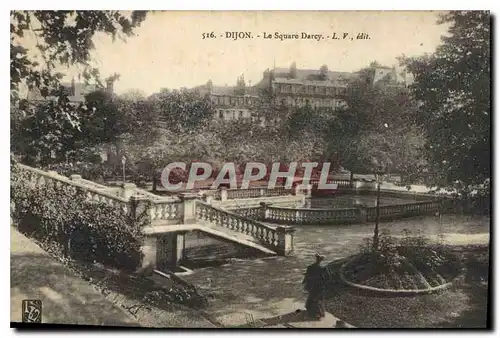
220 303 355 329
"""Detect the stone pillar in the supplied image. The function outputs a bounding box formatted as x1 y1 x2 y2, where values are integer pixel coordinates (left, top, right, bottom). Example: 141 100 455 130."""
220 187 228 202
259 202 269 221
180 192 199 224
130 195 151 221
121 182 137 199
141 235 157 269
157 233 186 268
70 174 82 182
305 184 313 198
205 194 213 205
47 170 60 177
276 226 295 256
260 188 265 197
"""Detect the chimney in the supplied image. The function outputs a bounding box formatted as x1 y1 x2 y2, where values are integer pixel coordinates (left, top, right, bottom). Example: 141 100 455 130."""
106 79 114 95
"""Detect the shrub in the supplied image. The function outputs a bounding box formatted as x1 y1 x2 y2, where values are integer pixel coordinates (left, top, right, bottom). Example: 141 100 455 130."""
352 229 462 288
11 164 149 271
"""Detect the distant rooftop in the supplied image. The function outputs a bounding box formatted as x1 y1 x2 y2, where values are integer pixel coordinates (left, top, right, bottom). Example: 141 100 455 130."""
273 67 353 83
26 81 99 102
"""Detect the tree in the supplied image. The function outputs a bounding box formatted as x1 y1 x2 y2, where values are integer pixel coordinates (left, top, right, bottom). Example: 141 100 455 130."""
290 62 297 78
11 11 147 102
120 89 147 102
327 65 422 183
319 64 329 80
11 11 148 165
150 89 213 133
13 92 84 165
402 11 490 193
234 74 246 95
81 90 122 145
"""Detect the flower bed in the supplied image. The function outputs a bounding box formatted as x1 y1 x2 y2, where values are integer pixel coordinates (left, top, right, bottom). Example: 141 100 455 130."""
340 232 463 294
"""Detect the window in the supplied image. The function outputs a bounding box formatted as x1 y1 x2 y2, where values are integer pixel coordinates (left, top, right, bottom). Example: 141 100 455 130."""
219 110 224 119
239 110 243 118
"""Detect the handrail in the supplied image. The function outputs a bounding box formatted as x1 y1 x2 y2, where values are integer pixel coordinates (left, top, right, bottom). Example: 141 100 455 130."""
196 200 276 231
195 200 281 250
135 187 181 202
16 163 130 203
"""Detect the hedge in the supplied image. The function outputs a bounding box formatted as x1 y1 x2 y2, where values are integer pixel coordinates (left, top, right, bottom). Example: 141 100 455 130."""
11 164 150 271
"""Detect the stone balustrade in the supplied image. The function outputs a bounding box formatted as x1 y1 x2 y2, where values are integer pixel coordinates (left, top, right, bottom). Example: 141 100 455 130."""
236 199 443 226
266 206 360 225
366 200 442 221
18 164 131 214
310 179 351 188
16 164 184 223
195 200 295 255
232 207 262 219
67 174 111 191
214 186 293 201
149 200 183 222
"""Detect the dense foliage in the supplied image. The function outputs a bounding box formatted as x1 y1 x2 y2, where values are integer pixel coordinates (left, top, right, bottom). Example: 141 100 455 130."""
402 11 490 189
343 230 462 290
11 164 149 271
11 10 147 102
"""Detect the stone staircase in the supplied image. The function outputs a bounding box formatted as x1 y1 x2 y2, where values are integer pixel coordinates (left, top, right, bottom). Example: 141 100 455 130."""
14 164 296 270
143 222 277 255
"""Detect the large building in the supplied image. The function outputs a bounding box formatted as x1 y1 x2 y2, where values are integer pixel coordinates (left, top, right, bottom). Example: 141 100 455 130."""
192 62 409 124
255 63 353 110
191 76 263 123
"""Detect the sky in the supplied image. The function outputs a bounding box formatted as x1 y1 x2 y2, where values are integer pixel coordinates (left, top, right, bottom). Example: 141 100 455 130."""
26 10 451 95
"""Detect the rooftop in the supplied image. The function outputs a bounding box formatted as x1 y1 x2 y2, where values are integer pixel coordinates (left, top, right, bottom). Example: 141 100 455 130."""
273 68 353 83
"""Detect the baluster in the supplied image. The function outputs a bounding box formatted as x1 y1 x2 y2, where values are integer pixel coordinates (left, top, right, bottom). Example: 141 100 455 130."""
249 222 256 236
271 231 277 246
264 228 270 244
149 205 156 220
170 203 176 219
228 215 235 230
154 204 161 220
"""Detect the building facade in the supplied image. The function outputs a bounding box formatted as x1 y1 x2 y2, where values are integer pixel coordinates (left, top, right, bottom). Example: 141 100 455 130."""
192 62 408 124
255 63 353 111
191 76 265 123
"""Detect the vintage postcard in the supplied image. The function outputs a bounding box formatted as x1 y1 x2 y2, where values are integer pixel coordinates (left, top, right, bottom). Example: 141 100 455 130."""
10 10 490 329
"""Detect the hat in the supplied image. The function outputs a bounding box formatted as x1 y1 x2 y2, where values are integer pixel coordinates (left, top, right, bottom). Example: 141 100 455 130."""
315 253 325 261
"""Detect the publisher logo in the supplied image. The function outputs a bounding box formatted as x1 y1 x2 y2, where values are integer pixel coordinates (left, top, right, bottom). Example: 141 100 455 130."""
22 299 42 323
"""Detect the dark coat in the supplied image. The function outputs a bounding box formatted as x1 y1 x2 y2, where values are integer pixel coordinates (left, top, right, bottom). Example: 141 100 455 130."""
303 262 326 293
